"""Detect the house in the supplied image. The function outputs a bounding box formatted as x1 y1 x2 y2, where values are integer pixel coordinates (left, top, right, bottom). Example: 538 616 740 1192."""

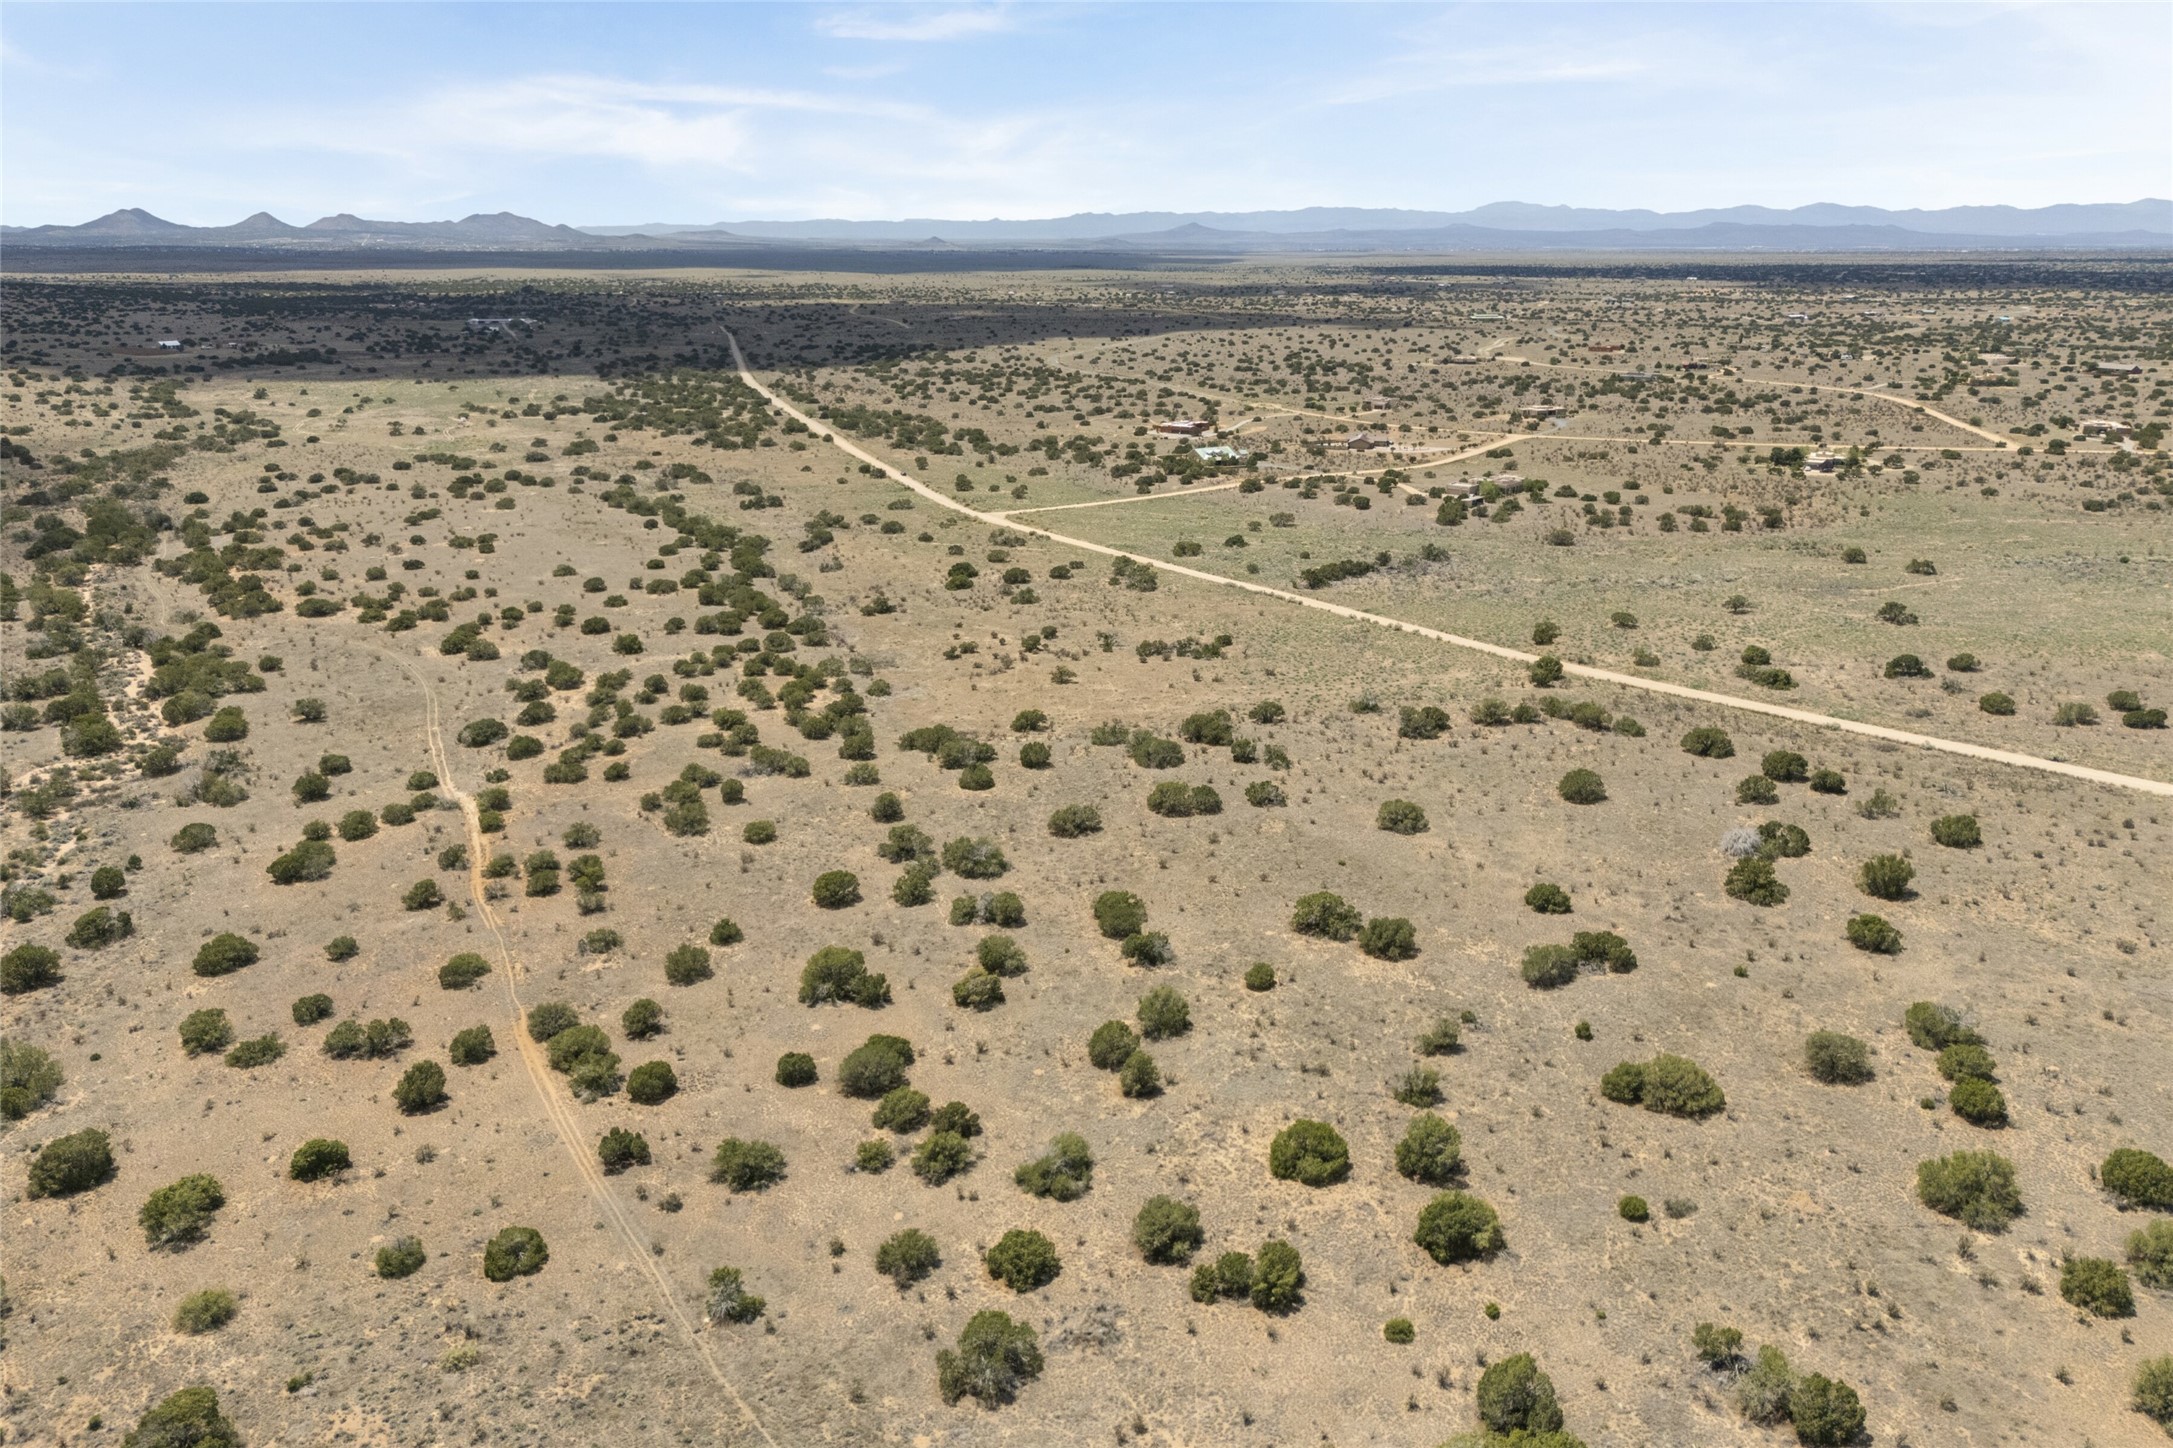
1443 355 1481 366
1613 369 1661 382
1193 445 1246 463
1518 403 1566 419
1153 419 1211 436
466 317 535 332
156 339 182 350
2079 419 2132 438
2095 362 2143 376
1802 451 1844 474
1489 473 1524 488
1784 312 1811 323
1442 479 1481 498
1362 396 1393 412
1341 431 1394 451
1586 343 1623 353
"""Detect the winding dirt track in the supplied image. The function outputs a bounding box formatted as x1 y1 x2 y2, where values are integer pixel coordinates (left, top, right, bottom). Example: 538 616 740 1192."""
726 332 2170 799
373 644 780 1447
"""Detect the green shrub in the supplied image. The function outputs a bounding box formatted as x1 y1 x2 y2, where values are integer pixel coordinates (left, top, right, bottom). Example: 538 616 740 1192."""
1858 854 1915 900
811 870 861 909
202 706 249 742
875 1227 941 1288
1724 856 1789 905
1396 1113 1464 1185
941 836 1008 878
1691 1321 1745 1368
1475 1352 1564 1435
0 1039 64 1121
1120 931 1173 968
449 1025 497 1065
912 1129 975 1184
1735 775 1779 806
125 1388 240 1448
1557 768 1606 804
1014 1133 1094 1201
626 1060 677 1105
663 943 714 986
1680 727 1735 758
65 905 136 948
2059 1255 2134 1317
290 1138 351 1181
1048 803 1103 837
1917 1149 2022 1231
402 878 444 911
482 1225 549 1281
985 1228 1061 1292
439 952 491 990
936 1309 1044 1408
1904 1001 1981 1051
223 1034 283 1070
799 945 889 1007
323 934 359 962
1118 1050 1162 1098
141 1173 226 1246
1415 1190 1504 1264
775 1052 817 1087
27 1127 113 1197
1250 1239 1304 1313
2102 1148 2173 1210
1359 916 1418 960
1949 1076 2007 1126
179 1008 233 1056
622 998 664 1039
1088 1020 1141 1069
170 821 219 853
1093 889 1148 939
855 1138 896 1173
191 932 259 977
1570 930 1637 973
1520 943 1579 989
598 1127 652 1174
2 943 63 995
1393 1065 1442 1107
1619 1194 1650 1222
1937 1042 1997 1082
1244 961 1277 991
839 1033 915 1097
952 967 1005 1010
1290 890 1362 940
1979 691 2016 715
1602 1054 1723 1117
710 1138 787 1192
1268 1119 1350 1187
873 1086 932 1133
1137 985 1191 1039
1383 1316 1416 1344
1377 799 1429 834
1804 1031 1872 1084
1190 1250 1255 1304
376 1235 427 1279
1524 882 1571 913
1845 913 1901 953
2132 1357 2173 1434
1790 1373 1866 1447
1930 813 1982 848
1132 1195 1204 1264
2126 1219 2173 1289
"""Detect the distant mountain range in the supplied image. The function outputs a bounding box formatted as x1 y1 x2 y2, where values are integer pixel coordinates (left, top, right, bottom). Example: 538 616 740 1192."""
7 201 2168 253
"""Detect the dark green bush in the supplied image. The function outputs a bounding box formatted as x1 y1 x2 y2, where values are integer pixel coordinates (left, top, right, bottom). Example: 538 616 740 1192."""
1724 856 1789 906
1790 1374 1866 1447
393 1060 447 1114
1619 1194 1650 1222
2 943 63 995
1048 803 1103 837
1251 1239 1304 1313
1244 961 1277 991
1930 813 1982 848
1804 1031 1873 1084
1132 1195 1204 1264
873 1086 933 1133
27 1127 114 1197
449 1025 497 1065
622 998 664 1038
1093 890 1148 939
1190 1250 1255 1304
951 966 1005 1010
985 1228 1061 1292
1735 774 1779 806
2101 1148 2173 1210
710 1138 787 1192
1937 1042 1997 1082
1290 890 1362 941
482 1225 549 1281
191 932 259 977
838 1034 914 1097
1415 1190 1504 1264
1014 1133 1094 1201
936 1309 1044 1407
1680 727 1735 758
1859 854 1915 900
1384 1317 1416 1344
0 1040 63 1121
1917 1149 2022 1231
1118 1050 1162 1098
627 1060 677 1104
1088 1020 1140 1069
811 869 862 908
125 1388 240 1448
2126 1219 2173 1289
799 945 889 1006
1268 1119 1350 1186
1396 1113 1464 1185
180 1008 234 1056
1691 1321 1745 1368
875 1227 941 1288
1524 882 1571 913
1557 768 1606 804
912 1129 975 1184
376 1235 427 1279
1904 1001 1980 1051
1376 799 1428 835
1761 749 1808 783
598 1127 651 1174
1520 943 1579 989
775 1052 817 1087
1359 916 1418 960
289 1138 351 1181
1845 913 1901 953
663 943 714 986
1949 1076 2007 1126
439 952 491 990
941 836 1008 879
1475 1352 1564 1435
1137 985 1191 1039
222 1034 282 1070
141 1173 226 1246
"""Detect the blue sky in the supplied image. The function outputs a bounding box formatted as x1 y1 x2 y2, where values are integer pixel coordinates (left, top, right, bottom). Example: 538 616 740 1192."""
3 2 2166 225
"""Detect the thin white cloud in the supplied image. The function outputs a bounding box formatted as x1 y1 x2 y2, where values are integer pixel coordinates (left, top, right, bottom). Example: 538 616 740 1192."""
816 5 1015 42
